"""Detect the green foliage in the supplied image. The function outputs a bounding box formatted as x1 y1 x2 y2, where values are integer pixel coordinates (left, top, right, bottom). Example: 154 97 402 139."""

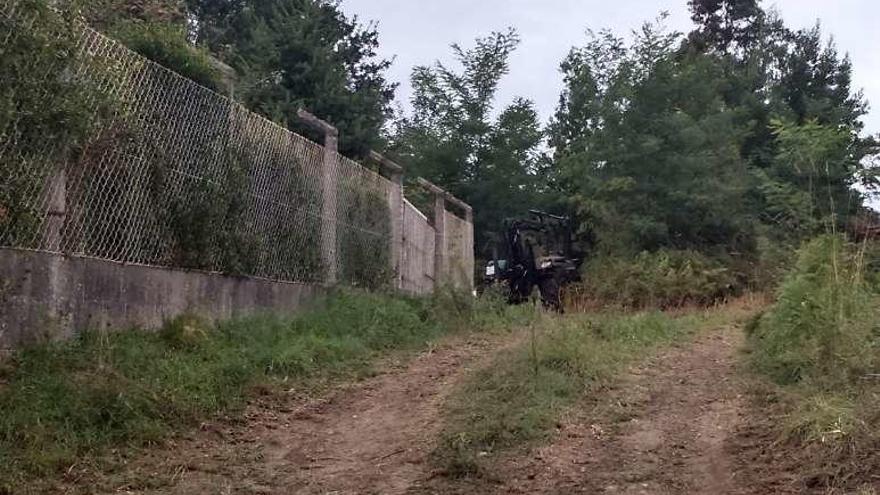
583 250 738 308
0 1 108 247
746 236 880 486
159 313 210 349
759 119 863 237
187 0 396 158
435 307 736 476
552 19 755 256
391 30 553 256
150 142 259 275
79 0 187 30
549 5 874 294
749 236 878 386
110 22 223 91
0 289 514 489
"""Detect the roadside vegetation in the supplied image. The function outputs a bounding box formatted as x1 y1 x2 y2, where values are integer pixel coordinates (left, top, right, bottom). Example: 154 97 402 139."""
0 289 530 491
745 236 880 491
433 302 757 477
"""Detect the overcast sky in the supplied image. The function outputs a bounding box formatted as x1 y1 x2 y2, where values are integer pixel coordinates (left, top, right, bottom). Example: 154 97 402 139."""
340 0 879 205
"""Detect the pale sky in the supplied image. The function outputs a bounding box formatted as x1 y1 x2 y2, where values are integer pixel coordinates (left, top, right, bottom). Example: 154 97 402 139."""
340 0 880 206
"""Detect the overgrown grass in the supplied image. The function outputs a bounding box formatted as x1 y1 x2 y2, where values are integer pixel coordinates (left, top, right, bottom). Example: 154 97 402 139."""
434 303 750 477
0 289 527 491
110 22 224 91
576 249 739 309
746 235 880 490
749 236 878 386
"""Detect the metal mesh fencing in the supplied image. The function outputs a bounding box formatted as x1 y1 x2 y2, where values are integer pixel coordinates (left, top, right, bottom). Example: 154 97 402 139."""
0 2 395 287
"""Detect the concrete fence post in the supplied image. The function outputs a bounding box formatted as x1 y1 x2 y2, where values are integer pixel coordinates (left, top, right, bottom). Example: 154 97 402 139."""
298 109 339 285
416 178 448 287
432 191 447 286
42 168 67 252
463 205 474 292
369 151 404 290
416 178 474 291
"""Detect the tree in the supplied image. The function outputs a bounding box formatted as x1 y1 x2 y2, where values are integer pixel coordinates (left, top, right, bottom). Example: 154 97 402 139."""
684 1 875 241
186 0 396 157
551 19 754 256
390 30 549 254
687 0 764 54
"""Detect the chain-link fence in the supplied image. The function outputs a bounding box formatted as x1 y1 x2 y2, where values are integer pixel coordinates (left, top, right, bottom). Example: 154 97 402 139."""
0 1 415 288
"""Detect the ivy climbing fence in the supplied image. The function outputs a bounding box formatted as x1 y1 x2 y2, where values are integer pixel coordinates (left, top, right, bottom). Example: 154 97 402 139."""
0 0 473 293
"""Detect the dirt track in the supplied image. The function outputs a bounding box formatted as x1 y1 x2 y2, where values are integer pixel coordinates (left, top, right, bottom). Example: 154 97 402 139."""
464 323 751 494
94 315 801 495
98 332 521 495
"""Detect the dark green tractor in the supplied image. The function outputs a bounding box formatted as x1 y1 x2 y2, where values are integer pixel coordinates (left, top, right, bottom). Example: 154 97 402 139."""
484 210 583 311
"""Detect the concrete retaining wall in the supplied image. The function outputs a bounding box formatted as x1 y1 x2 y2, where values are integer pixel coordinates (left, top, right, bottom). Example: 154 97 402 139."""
0 248 323 350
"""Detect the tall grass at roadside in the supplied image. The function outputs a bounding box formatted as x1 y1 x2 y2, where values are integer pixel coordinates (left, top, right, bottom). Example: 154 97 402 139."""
434 303 752 477
746 235 880 490
573 250 739 310
749 236 878 387
0 288 527 491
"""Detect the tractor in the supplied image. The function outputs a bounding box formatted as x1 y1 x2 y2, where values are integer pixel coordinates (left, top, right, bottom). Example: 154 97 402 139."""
484 210 583 311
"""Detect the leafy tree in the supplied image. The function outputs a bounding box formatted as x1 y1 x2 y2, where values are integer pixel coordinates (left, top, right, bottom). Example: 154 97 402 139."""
760 119 864 235
687 0 764 53
390 30 549 253
186 0 396 158
551 2 876 293
551 19 754 256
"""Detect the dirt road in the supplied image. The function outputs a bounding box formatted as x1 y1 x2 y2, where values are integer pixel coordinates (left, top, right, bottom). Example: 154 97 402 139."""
476 323 750 494
416 318 793 495
97 316 795 495
98 332 523 495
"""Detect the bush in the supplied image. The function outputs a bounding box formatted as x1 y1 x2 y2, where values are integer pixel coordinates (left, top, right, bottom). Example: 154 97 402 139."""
749 235 879 386
581 249 738 309
746 236 880 491
110 22 223 91
0 1 110 247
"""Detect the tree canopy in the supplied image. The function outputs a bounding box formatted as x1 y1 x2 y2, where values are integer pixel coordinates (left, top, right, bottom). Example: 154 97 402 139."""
185 0 396 157
389 29 551 254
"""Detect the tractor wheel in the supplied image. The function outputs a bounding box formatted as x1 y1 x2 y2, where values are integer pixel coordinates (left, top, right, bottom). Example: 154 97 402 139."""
539 276 563 313
508 277 533 305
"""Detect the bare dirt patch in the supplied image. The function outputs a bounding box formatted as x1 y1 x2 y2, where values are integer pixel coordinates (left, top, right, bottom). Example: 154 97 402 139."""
87 331 523 495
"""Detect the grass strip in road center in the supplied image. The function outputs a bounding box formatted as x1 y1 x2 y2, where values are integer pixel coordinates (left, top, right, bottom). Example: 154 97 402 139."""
434 300 760 477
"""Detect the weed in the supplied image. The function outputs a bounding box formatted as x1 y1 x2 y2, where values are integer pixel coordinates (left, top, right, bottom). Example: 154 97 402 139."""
749 235 878 386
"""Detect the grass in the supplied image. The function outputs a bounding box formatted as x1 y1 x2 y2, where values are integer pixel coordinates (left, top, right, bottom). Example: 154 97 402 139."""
0 288 530 491
433 301 755 477
744 235 880 492
573 249 739 310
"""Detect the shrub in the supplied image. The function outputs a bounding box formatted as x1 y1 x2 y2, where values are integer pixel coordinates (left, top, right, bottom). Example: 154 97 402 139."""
749 235 879 386
746 236 880 491
0 0 111 247
581 249 738 309
110 22 223 91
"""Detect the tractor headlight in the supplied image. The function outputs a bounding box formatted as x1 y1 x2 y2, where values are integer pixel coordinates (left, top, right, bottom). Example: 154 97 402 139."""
540 260 553 269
